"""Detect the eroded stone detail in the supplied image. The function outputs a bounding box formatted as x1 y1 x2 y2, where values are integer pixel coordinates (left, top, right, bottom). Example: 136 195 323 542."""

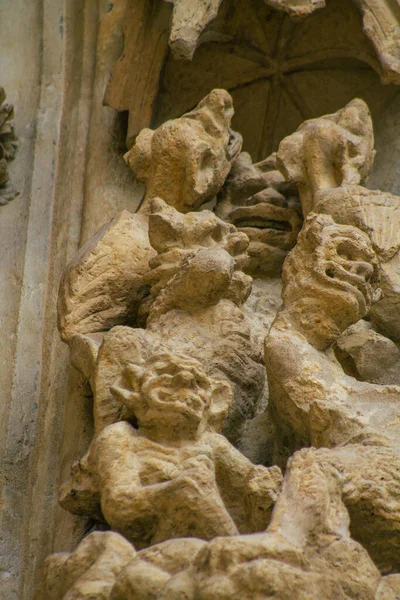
265 214 400 572
60 351 282 547
276 98 400 341
216 151 302 278
0 87 19 205
38 94 400 598
104 0 400 149
58 90 242 344
162 0 400 78
124 89 242 214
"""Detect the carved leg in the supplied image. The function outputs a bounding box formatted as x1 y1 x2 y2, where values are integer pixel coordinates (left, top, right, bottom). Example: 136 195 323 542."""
268 447 350 549
35 532 136 600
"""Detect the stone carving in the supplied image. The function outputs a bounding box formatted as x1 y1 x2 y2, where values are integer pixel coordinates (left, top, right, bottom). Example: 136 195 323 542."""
61 194 265 440
144 197 251 318
0 87 18 205
36 532 207 600
58 90 241 342
38 93 400 599
276 98 400 341
336 321 400 385
104 0 400 148
124 89 242 214
38 456 397 599
162 0 400 74
148 445 383 599
143 198 266 440
265 213 400 572
35 532 137 600
57 210 154 342
164 0 224 60
60 351 282 547
216 151 302 279
162 0 324 59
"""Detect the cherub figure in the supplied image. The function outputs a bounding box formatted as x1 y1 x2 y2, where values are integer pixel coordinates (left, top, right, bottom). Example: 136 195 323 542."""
60 351 282 549
265 213 400 572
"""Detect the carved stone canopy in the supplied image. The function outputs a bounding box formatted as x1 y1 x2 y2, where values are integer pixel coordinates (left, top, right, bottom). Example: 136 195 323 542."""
104 0 400 150
162 0 400 72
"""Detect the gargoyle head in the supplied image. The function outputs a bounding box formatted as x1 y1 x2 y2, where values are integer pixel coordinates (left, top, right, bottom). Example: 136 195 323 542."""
282 213 381 348
216 152 303 277
124 89 242 214
111 352 232 438
139 198 251 321
276 99 375 216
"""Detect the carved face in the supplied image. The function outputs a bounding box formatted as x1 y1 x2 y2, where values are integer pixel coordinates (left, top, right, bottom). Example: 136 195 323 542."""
125 89 243 214
227 192 302 277
283 215 380 345
276 99 375 209
216 153 303 277
138 355 212 426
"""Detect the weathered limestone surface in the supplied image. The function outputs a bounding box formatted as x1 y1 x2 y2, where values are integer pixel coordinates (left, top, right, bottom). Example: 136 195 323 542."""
277 99 400 341
0 2 143 599
106 0 400 150
0 87 19 204
35 90 400 599
125 89 242 213
60 351 282 546
265 214 400 571
3 0 400 598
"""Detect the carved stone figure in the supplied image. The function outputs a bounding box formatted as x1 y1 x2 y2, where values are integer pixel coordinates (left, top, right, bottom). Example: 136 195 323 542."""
265 213 400 572
62 196 264 440
216 151 302 280
38 89 400 599
152 445 383 600
214 150 303 457
124 89 242 215
35 532 137 600
59 351 282 547
37 450 396 599
103 0 400 151
36 532 207 600
58 89 242 342
0 87 18 204
143 198 266 440
277 98 400 342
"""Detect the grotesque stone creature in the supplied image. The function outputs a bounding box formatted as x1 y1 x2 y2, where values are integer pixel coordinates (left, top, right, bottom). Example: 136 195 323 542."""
276 98 400 344
69 198 264 442
142 198 266 442
265 213 400 572
143 197 251 322
59 351 282 548
216 151 302 280
58 89 242 342
39 445 391 600
125 88 242 215
215 150 303 461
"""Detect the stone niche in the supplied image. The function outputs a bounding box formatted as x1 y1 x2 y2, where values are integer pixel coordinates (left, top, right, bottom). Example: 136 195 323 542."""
1 0 400 599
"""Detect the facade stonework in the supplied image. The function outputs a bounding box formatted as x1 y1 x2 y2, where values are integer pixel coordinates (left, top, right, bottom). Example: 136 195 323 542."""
2 1 400 599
